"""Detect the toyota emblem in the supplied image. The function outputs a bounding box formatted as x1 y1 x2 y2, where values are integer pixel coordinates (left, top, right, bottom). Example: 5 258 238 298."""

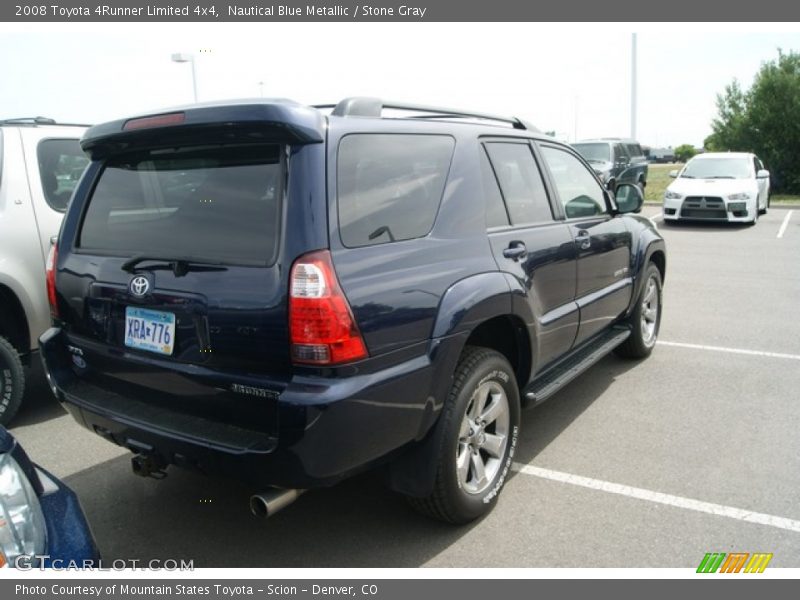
129 275 150 297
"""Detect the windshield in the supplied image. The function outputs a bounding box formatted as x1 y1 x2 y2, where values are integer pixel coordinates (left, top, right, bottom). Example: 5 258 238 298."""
572 143 610 163
681 157 752 179
79 144 283 265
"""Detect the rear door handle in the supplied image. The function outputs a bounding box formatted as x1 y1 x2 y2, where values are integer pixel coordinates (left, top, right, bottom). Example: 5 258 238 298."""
575 230 591 250
503 241 528 261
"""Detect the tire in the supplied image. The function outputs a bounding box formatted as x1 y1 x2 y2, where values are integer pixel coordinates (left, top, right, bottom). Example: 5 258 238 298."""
408 346 520 524
637 179 645 194
0 336 25 425
615 263 663 359
607 180 617 195
759 195 768 215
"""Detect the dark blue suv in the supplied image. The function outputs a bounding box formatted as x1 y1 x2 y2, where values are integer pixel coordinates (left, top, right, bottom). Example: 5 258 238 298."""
40 98 665 523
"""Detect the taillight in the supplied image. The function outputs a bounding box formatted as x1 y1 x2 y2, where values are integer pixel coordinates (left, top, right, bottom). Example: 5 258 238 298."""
45 242 58 318
289 250 367 365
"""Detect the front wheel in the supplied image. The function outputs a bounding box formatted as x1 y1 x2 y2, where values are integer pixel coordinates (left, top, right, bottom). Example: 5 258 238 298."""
615 263 663 359
408 347 520 524
749 204 759 226
0 336 25 425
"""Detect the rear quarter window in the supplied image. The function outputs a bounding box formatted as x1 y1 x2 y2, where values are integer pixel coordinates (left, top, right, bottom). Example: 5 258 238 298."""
337 134 455 248
37 138 89 212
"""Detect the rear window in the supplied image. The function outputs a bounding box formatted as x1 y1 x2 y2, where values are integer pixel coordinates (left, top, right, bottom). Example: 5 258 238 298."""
337 134 454 248
37 138 89 211
79 145 282 265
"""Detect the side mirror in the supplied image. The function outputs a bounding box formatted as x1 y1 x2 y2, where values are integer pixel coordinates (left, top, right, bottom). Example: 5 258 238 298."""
757 169 770 179
668 169 679 178
614 183 644 214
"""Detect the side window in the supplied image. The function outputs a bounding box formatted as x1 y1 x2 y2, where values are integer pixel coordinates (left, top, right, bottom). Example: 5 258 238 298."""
337 134 454 248
613 144 623 164
484 142 552 226
480 147 509 228
540 146 608 219
626 144 641 160
37 138 89 212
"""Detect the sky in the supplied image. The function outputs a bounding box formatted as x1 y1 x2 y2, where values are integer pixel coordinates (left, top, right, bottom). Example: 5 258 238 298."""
1 23 798 148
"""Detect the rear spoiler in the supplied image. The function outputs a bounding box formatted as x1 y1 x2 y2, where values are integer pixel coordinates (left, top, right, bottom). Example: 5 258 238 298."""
81 100 325 160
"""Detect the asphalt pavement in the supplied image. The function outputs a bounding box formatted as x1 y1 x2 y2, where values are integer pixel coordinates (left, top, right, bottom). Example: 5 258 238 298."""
10 206 800 567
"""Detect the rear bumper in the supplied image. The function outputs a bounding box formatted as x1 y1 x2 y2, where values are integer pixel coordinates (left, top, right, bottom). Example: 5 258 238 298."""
39 327 445 489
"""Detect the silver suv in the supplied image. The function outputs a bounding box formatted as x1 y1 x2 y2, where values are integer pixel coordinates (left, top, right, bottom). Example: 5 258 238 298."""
0 118 88 424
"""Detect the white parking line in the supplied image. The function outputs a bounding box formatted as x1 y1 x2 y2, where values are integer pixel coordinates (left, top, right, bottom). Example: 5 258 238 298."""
777 210 794 238
512 463 800 534
657 340 800 361
649 212 662 229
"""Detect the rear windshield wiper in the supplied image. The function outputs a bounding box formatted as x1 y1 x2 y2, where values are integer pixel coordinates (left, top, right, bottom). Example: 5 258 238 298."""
121 255 228 277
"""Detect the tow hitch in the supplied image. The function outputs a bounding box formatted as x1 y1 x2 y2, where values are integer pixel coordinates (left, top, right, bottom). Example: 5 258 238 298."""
131 454 168 479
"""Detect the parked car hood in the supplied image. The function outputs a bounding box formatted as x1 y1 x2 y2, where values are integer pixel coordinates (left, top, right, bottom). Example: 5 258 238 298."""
668 177 759 197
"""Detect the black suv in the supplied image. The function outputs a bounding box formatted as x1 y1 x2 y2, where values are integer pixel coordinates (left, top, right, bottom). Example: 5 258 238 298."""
40 98 665 524
572 138 648 194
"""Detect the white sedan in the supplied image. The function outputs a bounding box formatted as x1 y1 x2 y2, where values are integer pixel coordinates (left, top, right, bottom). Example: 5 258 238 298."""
662 152 770 225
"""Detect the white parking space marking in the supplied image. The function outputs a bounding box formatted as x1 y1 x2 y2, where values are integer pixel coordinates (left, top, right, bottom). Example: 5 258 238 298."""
657 340 800 361
512 463 800 534
777 210 794 238
649 212 662 229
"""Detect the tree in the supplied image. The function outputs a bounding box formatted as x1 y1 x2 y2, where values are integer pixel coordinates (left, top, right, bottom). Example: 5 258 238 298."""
673 144 697 163
705 50 800 192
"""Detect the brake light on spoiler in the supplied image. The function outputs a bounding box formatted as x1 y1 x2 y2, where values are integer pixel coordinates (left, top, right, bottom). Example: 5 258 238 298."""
289 251 368 365
123 112 185 131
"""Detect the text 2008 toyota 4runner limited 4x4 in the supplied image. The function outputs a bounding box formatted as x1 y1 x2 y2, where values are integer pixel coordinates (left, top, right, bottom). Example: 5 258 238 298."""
40 98 665 523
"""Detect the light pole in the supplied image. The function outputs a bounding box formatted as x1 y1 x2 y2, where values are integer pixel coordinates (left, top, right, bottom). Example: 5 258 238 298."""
258 81 264 97
631 33 637 140
171 52 198 103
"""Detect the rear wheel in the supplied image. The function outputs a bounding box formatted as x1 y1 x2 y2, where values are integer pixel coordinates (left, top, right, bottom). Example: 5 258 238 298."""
615 263 662 359
408 346 520 524
0 336 25 425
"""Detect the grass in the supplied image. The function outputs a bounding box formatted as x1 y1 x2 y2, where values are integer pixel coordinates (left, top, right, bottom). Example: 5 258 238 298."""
642 163 800 204
644 163 679 203
771 194 800 204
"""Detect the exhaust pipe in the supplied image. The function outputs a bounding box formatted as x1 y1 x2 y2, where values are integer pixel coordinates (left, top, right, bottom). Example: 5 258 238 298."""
250 489 305 518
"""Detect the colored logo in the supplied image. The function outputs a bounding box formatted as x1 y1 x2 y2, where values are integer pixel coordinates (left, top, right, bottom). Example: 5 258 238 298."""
697 552 773 573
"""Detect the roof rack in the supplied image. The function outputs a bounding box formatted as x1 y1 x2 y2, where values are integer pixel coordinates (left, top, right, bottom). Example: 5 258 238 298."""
315 97 536 131
0 117 91 127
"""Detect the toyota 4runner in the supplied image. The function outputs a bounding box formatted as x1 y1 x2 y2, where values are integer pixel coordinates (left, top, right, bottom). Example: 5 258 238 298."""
40 98 665 523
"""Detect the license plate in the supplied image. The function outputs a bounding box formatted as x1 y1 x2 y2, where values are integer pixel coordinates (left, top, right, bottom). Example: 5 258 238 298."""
124 307 176 356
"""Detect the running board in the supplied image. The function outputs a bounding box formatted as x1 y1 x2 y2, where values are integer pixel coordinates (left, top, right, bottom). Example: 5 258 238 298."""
524 328 631 405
